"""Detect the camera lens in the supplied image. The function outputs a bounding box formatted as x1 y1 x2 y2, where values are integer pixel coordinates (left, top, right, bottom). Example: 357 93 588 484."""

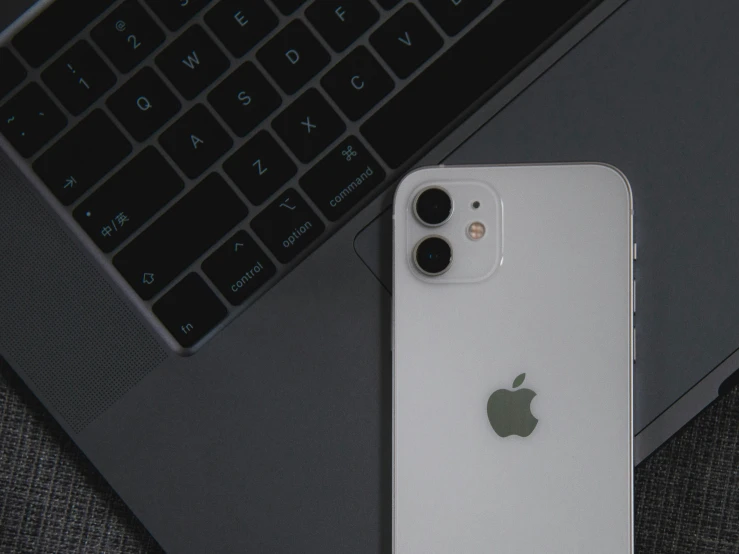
414 236 452 276
414 187 453 226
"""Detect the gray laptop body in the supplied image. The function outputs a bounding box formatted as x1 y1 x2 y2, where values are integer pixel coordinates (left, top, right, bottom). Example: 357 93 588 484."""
2 0 738 551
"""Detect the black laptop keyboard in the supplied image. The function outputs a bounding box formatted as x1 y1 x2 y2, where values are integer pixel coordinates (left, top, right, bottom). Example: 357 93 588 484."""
0 0 595 349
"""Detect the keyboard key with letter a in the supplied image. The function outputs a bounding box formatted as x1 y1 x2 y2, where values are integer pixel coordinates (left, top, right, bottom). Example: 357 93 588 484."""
159 104 233 178
257 20 330 95
156 25 230 100
114 173 248 300
370 4 443 79
33 110 132 205
272 88 345 163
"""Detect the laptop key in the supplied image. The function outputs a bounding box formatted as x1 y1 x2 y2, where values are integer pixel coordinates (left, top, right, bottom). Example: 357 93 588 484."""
41 41 117 117
33 110 132 205
269 0 306 15
205 0 278 58
306 0 379 53
0 83 67 159
362 0 593 169
73 147 184 253
202 230 276 306
376 0 401 9
12 0 116 68
0 48 26 100
108 67 182 142
421 0 492 36
92 0 166 74
144 0 214 31
321 46 394 121
153 273 227 348
223 130 297 205
159 104 233 179
156 25 230 100
272 88 346 163
250 188 325 263
370 4 443 79
257 21 330 95
114 173 248 300
300 136 385 221
208 62 282 137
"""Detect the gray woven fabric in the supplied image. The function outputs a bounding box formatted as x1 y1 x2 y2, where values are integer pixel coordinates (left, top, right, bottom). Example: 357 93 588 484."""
1 356 738 553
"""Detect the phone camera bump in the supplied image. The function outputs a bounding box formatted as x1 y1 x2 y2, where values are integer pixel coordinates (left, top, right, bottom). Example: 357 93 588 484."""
414 236 452 276
414 187 453 226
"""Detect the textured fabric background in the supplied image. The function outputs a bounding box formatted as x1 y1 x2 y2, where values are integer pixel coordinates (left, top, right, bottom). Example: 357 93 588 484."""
1 357 738 553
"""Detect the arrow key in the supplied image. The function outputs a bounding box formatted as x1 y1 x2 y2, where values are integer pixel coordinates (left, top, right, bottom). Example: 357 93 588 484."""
202 230 276 305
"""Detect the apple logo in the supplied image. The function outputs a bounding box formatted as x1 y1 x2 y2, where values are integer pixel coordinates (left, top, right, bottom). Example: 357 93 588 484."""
486 373 538 438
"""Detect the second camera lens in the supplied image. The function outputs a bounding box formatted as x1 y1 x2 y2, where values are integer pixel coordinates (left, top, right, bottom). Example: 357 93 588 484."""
414 187 453 226
414 236 452 276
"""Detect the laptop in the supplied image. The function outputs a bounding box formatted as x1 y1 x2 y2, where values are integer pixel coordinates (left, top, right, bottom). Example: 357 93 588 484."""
1 0 737 551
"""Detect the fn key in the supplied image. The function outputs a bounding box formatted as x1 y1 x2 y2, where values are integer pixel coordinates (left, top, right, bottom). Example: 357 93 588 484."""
154 273 227 348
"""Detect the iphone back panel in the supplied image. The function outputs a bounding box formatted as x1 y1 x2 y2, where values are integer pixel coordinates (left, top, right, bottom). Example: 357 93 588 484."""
393 164 633 554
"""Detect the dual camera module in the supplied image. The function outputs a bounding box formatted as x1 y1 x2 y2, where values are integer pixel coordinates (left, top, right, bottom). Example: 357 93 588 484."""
413 187 454 276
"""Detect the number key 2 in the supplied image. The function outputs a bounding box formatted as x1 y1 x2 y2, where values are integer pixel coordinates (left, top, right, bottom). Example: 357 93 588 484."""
92 0 166 74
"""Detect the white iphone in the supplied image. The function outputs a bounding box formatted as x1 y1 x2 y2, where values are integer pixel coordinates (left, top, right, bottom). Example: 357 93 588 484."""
393 164 633 553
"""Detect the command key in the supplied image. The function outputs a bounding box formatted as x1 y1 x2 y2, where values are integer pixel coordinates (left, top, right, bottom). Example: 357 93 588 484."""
299 136 386 222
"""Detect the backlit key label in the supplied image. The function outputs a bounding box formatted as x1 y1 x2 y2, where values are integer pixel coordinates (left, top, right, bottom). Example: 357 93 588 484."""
300 136 385 221
250 189 325 263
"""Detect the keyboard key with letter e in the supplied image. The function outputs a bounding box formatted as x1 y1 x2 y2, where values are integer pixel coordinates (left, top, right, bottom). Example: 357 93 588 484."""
33 110 132 205
205 0 278 57
74 148 184 252
251 189 325 263
202 231 277 305
361 0 594 168
300 137 385 221
153 273 227 348
159 104 233 179
272 88 345 163
113 173 248 300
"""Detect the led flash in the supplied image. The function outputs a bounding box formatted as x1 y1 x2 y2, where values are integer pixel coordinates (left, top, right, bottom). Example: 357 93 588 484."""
467 222 486 240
